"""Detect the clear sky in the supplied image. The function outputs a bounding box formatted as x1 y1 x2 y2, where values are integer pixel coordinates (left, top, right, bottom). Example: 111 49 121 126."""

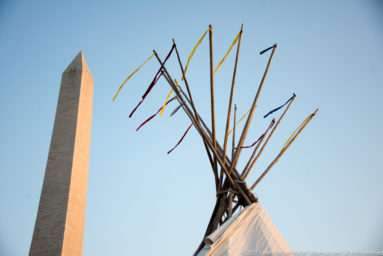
0 0 382 255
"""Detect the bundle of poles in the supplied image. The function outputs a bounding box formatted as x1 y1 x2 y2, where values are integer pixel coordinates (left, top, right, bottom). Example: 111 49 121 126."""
115 24 318 255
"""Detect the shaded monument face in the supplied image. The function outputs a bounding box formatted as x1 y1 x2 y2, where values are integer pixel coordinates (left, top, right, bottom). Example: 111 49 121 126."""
29 52 93 256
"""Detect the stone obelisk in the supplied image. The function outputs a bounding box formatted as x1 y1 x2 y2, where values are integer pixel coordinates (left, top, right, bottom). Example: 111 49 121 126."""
29 52 93 256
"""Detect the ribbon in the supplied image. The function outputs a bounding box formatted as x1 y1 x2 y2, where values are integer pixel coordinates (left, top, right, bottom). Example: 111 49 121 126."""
183 28 211 81
260 44 276 55
237 134 265 149
280 113 315 153
129 71 163 118
213 30 241 74
160 89 175 116
113 53 155 101
160 80 181 116
129 44 175 118
136 97 176 131
167 123 193 154
227 108 250 136
160 28 211 116
264 93 296 118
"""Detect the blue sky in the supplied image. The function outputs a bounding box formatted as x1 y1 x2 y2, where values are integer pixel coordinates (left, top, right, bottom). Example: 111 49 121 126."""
0 0 382 255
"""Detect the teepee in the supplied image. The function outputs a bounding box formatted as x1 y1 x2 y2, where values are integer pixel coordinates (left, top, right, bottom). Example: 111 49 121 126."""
113 24 317 256
197 203 294 256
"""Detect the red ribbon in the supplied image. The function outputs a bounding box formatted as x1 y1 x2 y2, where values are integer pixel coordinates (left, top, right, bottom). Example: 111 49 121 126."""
167 123 193 154
237 134 265 149
136 97 176 131
129 44 176 118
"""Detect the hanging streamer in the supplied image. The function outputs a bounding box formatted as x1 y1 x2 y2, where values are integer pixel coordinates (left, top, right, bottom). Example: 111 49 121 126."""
129 71 163 118
160 89 175 116
160 80 181 116
113 53 155 101
227 108 250 136
280 113 315 153
236 134 265 149
160 28 211 116
213 30 241 74
136 97 176 131
183 28 211 81
264 93 296 118
129 44 175 118
167 123 193 154
259 44 276 55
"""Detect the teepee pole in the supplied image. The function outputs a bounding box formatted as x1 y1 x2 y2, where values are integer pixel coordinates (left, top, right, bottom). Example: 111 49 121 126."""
154 50 253 204
172 39 199 120
232 104 237 159
161 70 215 171
228 44 278 176
161 73 214 171
174 89 247 183
227 191 233 218
227 104 238 217
177 85 247 185
241 118 275 180
243 95 295 180
177 86 256 203
220 25 243 189
171 39 218 189
208 25 219 187
250 108 318 190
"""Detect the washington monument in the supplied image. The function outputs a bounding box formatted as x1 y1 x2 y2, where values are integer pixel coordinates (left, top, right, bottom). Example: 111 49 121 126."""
29 52 93 256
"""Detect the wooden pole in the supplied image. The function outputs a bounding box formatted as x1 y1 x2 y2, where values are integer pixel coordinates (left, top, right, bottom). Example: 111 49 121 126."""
153 50 253 205
228 44 278 176
156 53 257 246
160 74 214 171
171 39 218 189
231 201 241 215
227 191 233 218
241 118 275 180
161 64 215 170
172 40 199 121
227 103 238 218
220 25 243 189
209 25 219 188
250 108 318 190
177 85 251 191
242 95 296 180
176 85 251 188
210 45 278 226
232 104 237 160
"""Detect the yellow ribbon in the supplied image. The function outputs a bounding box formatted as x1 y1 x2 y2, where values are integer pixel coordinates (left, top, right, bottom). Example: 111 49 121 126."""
183 28 211 81
213 30 241 75
159 80 181 116
280 113 315 153
227 108 250 136
113 53 155 101
160 28 211 116
160 90 175 115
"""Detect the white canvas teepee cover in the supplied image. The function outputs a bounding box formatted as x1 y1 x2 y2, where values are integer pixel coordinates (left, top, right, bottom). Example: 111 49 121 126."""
197 202 295 256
